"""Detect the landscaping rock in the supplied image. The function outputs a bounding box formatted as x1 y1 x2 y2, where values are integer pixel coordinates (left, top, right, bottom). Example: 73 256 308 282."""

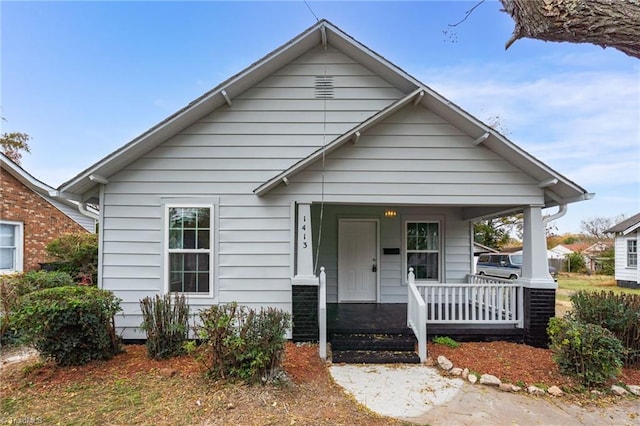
468 374 478 384
449 367 463 376
627 385 640 396
479 374 501 386
590 390 603 396
499 383 520 392
424 356 435 367
547 386 564 397
611 385 628 397
437 355 453 371
527 385 545 396
461 368 469 379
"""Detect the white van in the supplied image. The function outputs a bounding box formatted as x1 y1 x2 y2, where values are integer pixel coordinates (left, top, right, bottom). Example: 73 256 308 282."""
476 253 522 279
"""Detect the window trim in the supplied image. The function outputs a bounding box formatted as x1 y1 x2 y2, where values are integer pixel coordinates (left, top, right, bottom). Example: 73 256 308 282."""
402 215 444 283
0 220 23 274
162 198 218 298
627 239 638 268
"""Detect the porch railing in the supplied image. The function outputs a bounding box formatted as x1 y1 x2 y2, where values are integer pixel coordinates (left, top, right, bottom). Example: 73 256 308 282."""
414 274 523 327
407 268 427 362
318 267 327 360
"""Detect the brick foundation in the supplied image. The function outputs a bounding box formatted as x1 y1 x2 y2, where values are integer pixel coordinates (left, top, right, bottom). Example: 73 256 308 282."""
523 287 556 348
292 285 318 342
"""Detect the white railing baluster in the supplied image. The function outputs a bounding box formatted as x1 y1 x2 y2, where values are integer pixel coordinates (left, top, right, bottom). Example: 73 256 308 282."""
412 274 523 326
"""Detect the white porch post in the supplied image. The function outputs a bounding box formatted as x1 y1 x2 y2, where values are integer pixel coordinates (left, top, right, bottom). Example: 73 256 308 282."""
520 206 556 289
520 205 557 347
292 203 319 285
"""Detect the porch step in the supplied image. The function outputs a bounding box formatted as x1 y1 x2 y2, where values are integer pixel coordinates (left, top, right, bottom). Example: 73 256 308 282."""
332 350 420 364
331 333 416 352
329 332 419 364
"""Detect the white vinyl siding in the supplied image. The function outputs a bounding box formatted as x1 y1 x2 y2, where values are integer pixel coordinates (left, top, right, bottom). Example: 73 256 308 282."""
0 221 23 274
272 107 543 205
613 232 639 283
98 46 403 338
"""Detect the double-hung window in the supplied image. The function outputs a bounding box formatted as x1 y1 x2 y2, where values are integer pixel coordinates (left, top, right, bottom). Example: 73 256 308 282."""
628 239 637 268
166 206 213 294
0 221 23 274
405 221 440 281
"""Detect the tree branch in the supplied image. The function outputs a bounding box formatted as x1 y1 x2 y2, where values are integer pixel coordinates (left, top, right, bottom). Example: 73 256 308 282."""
500 0 640 59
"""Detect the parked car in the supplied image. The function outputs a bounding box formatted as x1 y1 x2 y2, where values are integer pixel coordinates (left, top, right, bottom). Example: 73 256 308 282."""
477 253 523 279
476 253 557 280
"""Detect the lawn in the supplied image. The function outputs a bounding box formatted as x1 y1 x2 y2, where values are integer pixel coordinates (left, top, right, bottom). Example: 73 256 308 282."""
555 273 640 317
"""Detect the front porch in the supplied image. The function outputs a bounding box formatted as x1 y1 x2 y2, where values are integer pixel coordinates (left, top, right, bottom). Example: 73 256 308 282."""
327 302 525 342
292 268 555 364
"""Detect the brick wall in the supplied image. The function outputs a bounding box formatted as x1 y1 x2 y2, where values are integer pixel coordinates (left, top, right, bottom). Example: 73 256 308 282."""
523 288 556 348
0 168 88 271
292 285 319 342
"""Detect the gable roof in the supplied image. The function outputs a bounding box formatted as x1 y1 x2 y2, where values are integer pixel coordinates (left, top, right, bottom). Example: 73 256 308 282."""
0 153 98 229
59 19 591 211
606 212 640 235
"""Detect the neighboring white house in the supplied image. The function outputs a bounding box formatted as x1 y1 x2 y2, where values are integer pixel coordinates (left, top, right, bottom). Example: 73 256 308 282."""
57 20 592 349
605 213 640 288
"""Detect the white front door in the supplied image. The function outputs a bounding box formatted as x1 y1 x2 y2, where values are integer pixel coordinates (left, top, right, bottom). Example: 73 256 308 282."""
338 219 378 302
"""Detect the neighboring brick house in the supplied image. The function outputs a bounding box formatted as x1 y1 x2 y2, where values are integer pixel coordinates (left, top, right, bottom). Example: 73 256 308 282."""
0 153 97 273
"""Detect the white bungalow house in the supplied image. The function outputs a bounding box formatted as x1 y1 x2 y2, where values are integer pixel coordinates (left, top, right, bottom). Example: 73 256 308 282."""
57 20 592 362
605 213 640 289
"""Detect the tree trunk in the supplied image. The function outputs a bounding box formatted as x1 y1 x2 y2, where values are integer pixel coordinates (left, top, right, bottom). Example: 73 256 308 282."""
500 0 640 59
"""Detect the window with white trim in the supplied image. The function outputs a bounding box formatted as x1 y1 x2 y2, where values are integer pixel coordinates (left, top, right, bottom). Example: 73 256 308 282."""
405 221 440 280
166 206 212 294
0 221 23 274
628 239 637 267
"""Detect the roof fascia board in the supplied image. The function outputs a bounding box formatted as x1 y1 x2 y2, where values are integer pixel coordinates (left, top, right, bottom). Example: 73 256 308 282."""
1 153 56 196
323 22 421 92
254 88 425 196
59 21 327 195
622 222 640 235
420 86 589 198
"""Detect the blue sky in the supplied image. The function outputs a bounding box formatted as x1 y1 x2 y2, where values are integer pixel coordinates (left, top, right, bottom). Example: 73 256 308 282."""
2 1 639 234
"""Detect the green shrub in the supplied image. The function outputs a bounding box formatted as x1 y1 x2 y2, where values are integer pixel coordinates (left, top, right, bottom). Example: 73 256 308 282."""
195 302 291 383
45 233 98 284
565 252 586 273
432 336 460 348
13 286 122 366
140 293 190 359
547 317 623 387
1 271 76 346
570 291 640 367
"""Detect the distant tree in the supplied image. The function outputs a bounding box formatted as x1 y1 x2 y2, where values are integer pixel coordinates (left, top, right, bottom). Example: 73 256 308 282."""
562 235 580 245
0 118 31 165
580 216 619 240
474 217 516 249
500 0 640 59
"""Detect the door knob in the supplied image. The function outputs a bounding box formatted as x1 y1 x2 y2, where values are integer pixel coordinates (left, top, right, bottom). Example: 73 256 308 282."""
372 265 377 272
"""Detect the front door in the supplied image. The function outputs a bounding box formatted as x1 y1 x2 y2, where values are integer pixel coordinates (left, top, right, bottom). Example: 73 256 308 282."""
338 219 378 302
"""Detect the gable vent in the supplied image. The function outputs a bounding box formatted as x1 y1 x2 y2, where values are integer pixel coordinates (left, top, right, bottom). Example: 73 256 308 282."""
315 76 334 99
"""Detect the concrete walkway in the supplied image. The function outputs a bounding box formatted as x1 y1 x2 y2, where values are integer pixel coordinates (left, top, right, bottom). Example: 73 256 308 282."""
330 364 640 425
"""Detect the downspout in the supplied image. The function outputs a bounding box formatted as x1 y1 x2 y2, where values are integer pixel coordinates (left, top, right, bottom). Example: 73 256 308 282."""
543 203 567 224
543 190 568 225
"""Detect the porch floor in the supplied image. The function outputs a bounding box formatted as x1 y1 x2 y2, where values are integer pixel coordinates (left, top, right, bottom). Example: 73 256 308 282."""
327 303 524 342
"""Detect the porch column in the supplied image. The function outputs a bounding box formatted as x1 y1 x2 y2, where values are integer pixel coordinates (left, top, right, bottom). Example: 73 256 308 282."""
292 203 319 342
520 206 556 348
